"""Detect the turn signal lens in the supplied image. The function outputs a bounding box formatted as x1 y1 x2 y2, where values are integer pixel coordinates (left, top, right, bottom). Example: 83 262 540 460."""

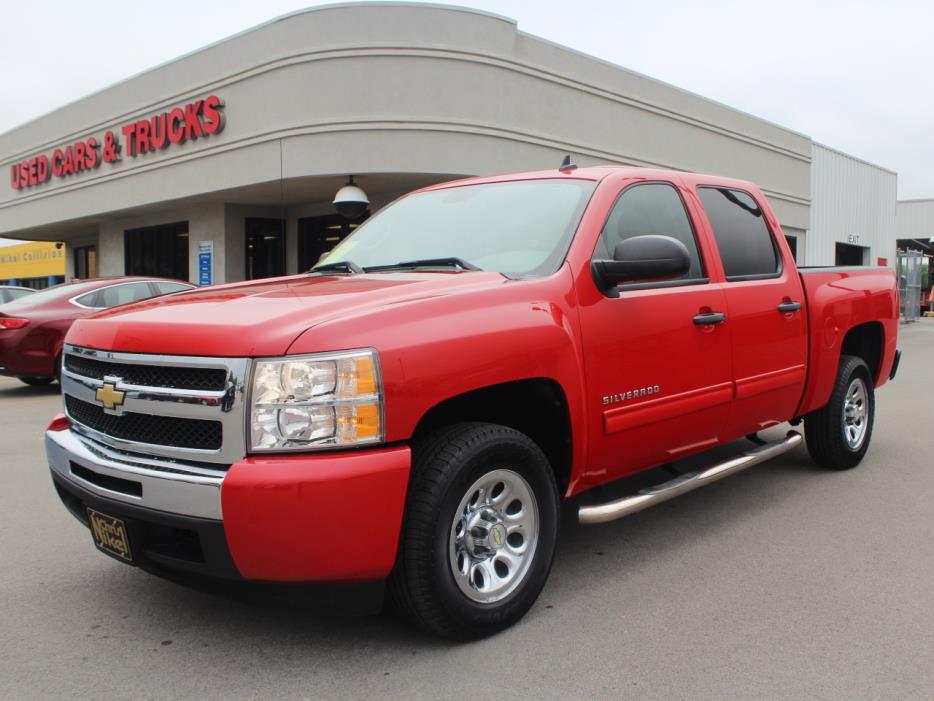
337 354 377 397
0 318 28 330
337 402 381 442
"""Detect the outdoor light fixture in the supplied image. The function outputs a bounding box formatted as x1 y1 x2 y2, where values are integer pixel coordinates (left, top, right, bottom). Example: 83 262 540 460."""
333 175 369 219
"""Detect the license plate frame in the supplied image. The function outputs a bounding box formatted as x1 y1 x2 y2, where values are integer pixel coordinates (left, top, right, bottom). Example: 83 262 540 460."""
86 508 134 563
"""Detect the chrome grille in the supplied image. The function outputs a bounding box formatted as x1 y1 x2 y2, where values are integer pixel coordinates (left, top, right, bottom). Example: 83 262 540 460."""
64 354 228 391
65 395 222 450
61 344 249 465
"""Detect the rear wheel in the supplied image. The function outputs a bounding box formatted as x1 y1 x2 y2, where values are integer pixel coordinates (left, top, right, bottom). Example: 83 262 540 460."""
805 354 875 470
389 422 559 639
18 377 54 387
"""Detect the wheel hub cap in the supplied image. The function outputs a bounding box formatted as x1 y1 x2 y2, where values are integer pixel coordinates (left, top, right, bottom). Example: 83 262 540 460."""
449 468 539 604
842 377 869 450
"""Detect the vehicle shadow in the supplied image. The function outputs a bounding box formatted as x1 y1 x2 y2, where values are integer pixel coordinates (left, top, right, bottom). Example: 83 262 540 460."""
52 429 832 656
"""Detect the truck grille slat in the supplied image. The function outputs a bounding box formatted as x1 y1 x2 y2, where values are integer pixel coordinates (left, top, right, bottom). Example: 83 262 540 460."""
65 395 223 451
64 355 228 391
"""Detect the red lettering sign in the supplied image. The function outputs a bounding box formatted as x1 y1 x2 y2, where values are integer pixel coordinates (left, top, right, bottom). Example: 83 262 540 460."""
9 95 225 190
8 155 53 190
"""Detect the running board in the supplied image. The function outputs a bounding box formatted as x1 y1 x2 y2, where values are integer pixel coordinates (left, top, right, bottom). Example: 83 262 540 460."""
578 431 803 525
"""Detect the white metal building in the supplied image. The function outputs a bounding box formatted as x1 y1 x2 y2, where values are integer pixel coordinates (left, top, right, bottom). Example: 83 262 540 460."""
897 199 934 243
807 143 898 267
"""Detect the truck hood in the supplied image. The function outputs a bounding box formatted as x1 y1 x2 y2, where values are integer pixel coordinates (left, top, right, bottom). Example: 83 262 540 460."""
65 272 509 357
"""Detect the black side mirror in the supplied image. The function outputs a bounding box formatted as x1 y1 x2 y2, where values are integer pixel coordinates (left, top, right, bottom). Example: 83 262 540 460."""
591 235 691 292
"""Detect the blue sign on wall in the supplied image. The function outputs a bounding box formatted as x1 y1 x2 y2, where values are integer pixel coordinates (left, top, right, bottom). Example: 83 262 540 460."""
198 241 213 286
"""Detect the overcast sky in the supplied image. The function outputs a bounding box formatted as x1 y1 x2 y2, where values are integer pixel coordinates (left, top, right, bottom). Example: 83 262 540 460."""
1 0 931 248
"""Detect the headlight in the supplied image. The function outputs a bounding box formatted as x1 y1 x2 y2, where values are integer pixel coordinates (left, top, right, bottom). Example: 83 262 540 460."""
249 349 383 451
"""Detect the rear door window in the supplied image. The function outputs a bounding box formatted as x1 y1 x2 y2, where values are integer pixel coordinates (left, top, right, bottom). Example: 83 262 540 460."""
698 187 779 279
152 282 193 295
76 283 155 309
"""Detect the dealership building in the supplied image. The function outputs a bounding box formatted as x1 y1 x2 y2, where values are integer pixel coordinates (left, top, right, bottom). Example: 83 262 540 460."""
0 3 899 285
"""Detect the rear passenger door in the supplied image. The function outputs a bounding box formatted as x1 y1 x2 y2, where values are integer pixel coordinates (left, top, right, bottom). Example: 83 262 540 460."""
696 186 807 436
578 180 733 482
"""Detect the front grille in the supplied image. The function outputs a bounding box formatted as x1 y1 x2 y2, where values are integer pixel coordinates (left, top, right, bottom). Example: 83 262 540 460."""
65 355 228 391
65 395 222 451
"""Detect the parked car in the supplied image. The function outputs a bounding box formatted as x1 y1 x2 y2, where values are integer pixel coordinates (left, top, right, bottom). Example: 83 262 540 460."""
0 277 194 386
45 166 899 638
0 285 36 303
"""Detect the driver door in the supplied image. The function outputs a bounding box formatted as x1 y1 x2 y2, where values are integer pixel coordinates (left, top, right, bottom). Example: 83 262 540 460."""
577 180 733 482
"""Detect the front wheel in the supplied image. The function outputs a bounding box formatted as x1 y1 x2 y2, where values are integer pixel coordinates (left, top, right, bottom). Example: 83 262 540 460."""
805 354 875 470
388 422 559 639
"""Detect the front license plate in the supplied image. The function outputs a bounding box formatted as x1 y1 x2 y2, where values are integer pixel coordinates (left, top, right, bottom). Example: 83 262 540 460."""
87 508 133 563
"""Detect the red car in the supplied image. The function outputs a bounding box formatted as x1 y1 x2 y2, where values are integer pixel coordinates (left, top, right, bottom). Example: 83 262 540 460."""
0 277 194 386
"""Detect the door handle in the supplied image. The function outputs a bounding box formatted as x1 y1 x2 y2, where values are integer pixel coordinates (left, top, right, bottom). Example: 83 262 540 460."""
777 301 802 313
693 311 726 326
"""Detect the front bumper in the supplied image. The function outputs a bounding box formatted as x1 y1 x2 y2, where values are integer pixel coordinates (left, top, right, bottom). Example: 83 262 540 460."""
47 427 411 583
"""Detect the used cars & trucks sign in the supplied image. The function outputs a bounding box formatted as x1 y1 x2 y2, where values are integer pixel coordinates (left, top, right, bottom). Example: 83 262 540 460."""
9 95 224 191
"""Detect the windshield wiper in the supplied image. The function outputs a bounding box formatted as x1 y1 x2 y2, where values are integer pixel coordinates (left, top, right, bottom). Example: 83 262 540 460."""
368 257 482 272
310 260 365 275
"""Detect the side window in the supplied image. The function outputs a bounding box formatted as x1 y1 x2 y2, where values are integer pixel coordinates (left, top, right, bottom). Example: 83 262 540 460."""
594 183 705 282
152 282 192 295
83 283 156 309
108 282 155 307
74 290 103 308
698 187 779 279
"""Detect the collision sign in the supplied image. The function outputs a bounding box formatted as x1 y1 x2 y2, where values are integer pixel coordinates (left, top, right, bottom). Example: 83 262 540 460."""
9 95 224 191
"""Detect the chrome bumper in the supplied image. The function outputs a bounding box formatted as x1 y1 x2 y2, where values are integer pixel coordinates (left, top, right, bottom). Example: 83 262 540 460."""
46 428 225 520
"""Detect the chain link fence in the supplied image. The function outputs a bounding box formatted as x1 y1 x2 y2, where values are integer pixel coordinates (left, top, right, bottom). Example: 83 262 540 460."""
897 249 924 322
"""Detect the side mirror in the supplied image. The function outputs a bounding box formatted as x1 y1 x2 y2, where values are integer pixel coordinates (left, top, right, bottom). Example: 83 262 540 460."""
591 235 691 292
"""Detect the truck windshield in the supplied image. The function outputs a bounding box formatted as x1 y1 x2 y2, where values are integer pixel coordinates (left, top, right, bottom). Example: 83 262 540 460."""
315 179 596 277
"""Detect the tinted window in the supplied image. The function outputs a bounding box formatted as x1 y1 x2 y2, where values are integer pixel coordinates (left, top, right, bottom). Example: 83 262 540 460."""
593 183 704 282
698 188 778 279
125 221 189 281
245 218 286 280
8 288 34 301
76 283 155 309
298 213 368 272
152 282 192 295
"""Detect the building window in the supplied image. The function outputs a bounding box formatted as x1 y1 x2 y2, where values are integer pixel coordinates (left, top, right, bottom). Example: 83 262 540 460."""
245 218 286 280
835 242 867 266
74 245 98 279
297 213 369 272
784 235 798 263
124 222 189 281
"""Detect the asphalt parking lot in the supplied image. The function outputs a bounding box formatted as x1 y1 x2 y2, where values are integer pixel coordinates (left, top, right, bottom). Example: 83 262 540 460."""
1 321 932 700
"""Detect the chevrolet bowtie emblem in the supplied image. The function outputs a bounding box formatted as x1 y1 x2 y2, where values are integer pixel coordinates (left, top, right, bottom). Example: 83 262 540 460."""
95 382 126 410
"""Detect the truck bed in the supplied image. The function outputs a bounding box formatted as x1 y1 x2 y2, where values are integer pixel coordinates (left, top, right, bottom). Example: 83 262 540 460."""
796 266 899 417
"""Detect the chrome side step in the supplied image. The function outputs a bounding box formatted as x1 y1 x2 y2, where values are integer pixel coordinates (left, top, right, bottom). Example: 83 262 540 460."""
578 431 803 525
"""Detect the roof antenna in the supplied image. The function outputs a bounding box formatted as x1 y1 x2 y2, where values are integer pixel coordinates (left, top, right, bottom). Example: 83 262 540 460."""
559 154 578 172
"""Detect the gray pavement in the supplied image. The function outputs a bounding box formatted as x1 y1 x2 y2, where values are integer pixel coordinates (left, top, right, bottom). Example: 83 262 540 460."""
1 322 932 700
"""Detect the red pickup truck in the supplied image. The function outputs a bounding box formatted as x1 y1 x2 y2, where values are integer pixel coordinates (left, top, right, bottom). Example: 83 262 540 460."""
46 165 900 639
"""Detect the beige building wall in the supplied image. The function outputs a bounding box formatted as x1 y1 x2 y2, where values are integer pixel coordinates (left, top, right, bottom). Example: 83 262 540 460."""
0 3 813 283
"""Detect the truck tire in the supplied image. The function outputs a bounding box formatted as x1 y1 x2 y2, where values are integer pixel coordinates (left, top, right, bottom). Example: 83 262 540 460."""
805 354 875 470
388 422 559 639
